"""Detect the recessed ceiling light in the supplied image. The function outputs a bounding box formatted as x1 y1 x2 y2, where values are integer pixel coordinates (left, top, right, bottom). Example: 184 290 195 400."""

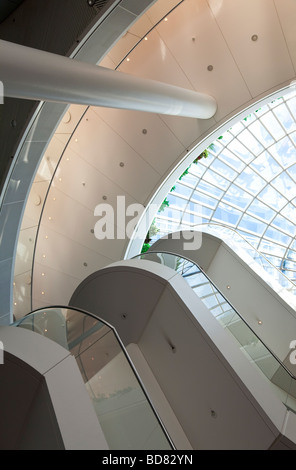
42 254 46 258
207 65 214 71
251 34 258 41
227 285 231 289
126 57 130 62
164 17 168 22
42 291 45 295
42 273 45 276
120 162 125 167
258 320 262 325
142 129 147 135
144 36 148 41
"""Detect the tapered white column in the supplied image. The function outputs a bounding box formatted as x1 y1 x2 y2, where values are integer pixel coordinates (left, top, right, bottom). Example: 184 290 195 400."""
0 39 217 119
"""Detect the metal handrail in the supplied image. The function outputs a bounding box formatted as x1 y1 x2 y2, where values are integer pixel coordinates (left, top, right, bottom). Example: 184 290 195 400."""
195 222 296 289
132 250 296 382
13 304 175 450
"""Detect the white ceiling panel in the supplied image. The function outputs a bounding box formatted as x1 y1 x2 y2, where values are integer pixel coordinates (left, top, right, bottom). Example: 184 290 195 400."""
274 0 296 73
154 0 251 121
92 107 186 176
145 0 182 25
13 271 32 319
67 109 161 202
127 10 154 38
208 0 295 97
107 27 152 66
52 147 139 212
40 186 129 260
32 263 82 309
118 28 194 88
33 226 114 282
99 54 116 69
159 114 216 149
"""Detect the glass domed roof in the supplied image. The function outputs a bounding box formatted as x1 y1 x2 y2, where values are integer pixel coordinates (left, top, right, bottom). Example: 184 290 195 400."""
151 87 296 283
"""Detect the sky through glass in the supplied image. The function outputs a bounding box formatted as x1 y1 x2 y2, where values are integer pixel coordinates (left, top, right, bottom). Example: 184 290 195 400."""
150 88 296 283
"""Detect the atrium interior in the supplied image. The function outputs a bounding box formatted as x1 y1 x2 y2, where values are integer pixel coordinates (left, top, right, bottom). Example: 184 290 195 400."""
1 0 296 450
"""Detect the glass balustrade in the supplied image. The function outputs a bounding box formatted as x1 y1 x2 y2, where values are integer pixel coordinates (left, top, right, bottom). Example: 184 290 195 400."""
192 223 296 310
134 251 296 413
12 306 173 450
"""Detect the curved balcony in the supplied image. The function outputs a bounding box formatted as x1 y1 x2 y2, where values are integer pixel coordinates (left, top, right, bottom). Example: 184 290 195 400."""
12 305 174 450
133 251 296 413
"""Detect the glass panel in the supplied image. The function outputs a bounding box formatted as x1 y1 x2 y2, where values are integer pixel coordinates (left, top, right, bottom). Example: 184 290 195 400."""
203 168 231 190
271 172 296 200
222 184 253 210
238 213 267 236
134 252 295 412
210 159 238 180
14 307 172 450
248 120 275 147
269 136 296 169
258 185 287 211
247 199 276 223
271 214 296 237
197 180 224 199
264 226 291 246
250 151 282 182
260 113 286 141
178 171 197 187
173 182 193 197
237 129 264 155
287 163 296 183
213 202 241 226
273 104 296 133
228 139 254 163
191 190 218 209
235 167 266 195
219 149 246 172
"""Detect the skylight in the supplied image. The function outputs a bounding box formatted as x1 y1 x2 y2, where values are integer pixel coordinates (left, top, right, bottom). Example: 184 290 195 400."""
150 89 296 283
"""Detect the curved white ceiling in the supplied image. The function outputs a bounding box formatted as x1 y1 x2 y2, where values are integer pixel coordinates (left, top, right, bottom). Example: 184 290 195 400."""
12 0 296 319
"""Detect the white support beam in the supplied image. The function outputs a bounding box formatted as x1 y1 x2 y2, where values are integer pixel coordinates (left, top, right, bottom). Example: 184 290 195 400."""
0 39 217 119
